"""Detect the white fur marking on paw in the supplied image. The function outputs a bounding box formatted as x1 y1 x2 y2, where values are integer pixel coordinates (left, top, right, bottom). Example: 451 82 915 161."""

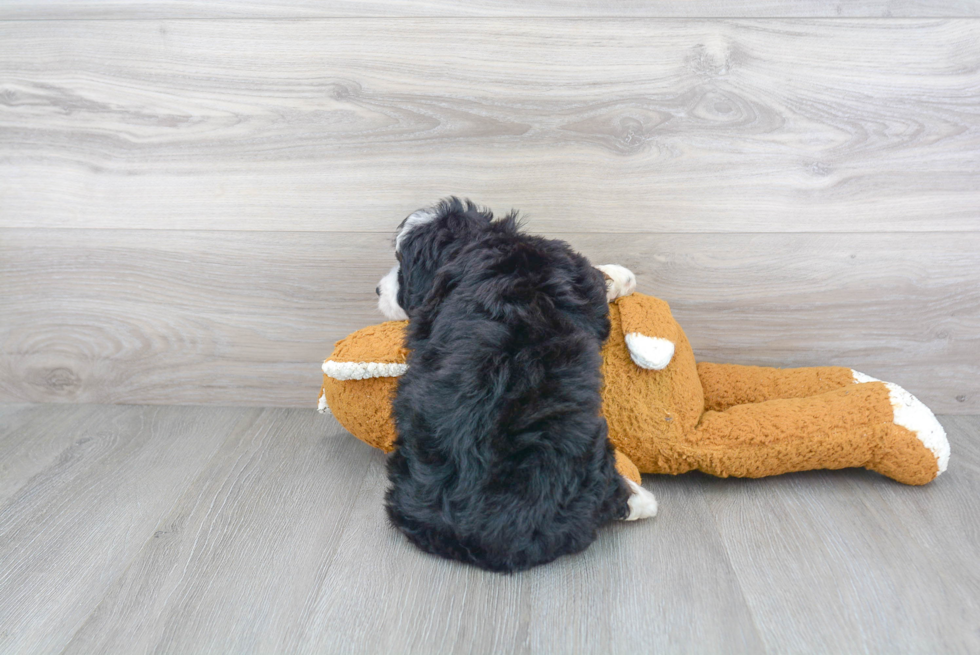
317 391 330 414
377 264 409 321
596 264 636 301
851 369 880 384
322 360 408 381
883 381 950 475
852 370 949 475
625 333 675 370
624 479 658 520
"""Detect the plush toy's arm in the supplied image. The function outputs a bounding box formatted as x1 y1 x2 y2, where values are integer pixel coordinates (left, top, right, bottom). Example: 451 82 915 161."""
321 320 409 381
319 321 410 452
614 449 642 485
615 294 679 370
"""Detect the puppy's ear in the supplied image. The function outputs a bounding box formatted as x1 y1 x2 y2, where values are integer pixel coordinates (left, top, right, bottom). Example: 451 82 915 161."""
408 260 465 342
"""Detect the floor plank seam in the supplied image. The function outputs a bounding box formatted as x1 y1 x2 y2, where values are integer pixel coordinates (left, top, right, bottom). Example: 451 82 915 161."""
697 476 771 653
295 444 380 619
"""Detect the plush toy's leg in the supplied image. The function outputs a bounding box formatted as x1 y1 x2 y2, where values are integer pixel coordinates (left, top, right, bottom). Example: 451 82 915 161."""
612 449 657 519
614 449 642 485
698 362 857 412
680 381 948 485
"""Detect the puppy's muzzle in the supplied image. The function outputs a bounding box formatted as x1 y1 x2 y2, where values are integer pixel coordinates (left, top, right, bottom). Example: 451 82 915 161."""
377 264 409 321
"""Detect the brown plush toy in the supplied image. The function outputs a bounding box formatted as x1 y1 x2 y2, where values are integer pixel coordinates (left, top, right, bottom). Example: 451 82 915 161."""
319 292 949 486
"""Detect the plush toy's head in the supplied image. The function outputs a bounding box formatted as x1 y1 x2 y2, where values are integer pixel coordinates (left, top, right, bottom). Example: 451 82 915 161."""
319 294 703 474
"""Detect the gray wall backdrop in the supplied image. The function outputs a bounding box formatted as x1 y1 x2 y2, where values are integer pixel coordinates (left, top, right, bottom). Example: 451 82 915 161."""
1 2 978 412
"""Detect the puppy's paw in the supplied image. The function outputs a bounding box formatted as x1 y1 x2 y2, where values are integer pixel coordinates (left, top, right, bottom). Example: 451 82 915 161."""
596 264 636 301
623 478 658 520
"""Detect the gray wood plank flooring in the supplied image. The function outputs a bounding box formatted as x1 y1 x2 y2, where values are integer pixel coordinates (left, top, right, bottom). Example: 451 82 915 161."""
0 405 260 654
62 408 373 654
702 464 980 652
0 404 977 654
0 404 102 504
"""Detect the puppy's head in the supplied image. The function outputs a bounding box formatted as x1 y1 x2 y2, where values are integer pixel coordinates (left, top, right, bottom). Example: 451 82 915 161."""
377 197 492 320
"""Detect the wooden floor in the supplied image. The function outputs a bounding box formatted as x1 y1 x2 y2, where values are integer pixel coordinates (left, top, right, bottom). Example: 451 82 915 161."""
0 403 977 654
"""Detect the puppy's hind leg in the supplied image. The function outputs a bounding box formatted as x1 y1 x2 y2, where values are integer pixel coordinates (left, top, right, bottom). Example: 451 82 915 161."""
624 478 658 520
596 264 637 301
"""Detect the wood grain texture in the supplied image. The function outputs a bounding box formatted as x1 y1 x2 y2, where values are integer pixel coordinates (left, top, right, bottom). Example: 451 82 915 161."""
0 403 102 503
1 19 978 232
63 408 374 654
1 0 979 19
292 452 765 654
0 405 256 655
701 414 980 653
2 229 977 412
1 405 977 653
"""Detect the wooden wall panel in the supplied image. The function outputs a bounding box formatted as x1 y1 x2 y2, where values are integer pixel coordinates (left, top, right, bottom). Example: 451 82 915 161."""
2 229 976 412
1 15 976 412
1 19 977 233
0 1 978 19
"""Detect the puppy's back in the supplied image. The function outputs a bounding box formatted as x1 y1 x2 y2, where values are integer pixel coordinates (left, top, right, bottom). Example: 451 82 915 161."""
387 228 629 572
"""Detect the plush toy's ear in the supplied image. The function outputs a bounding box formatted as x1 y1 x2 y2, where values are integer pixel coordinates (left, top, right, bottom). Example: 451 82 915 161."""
321 320 410 382
615 294 679 370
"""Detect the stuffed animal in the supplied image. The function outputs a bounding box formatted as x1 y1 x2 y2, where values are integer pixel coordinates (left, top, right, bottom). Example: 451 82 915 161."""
319 292 949 486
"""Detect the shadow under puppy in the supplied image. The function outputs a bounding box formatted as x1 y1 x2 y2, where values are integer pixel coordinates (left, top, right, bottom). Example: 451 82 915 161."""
376 198 656 573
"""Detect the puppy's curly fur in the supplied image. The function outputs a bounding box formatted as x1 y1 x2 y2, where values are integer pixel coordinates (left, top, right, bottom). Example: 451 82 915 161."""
381 198 630 572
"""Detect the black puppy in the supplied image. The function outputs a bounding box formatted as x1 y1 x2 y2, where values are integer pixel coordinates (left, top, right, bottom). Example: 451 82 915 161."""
377 198 656 572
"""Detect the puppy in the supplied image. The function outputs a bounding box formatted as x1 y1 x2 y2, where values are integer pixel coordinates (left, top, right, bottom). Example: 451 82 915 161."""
377 198 656 572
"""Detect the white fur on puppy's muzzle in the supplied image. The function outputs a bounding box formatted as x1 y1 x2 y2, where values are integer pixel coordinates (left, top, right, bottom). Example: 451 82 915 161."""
378 264 409 321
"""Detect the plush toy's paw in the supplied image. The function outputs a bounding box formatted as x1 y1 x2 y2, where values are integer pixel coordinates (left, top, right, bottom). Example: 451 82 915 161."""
625 333 675 370
624 479 658 520
852 370 950 478
596 264 636 301
884 382 950 476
